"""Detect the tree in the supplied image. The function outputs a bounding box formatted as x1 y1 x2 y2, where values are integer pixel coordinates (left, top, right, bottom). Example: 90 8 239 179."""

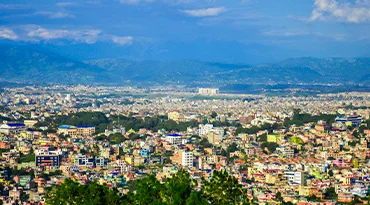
45 178 124 205
201 170 246 205
129 175 164 205
324 187 337 200
186 192 209 205
210 112 218 119
276 192 283 202
162 170 194 205
328 169 334 177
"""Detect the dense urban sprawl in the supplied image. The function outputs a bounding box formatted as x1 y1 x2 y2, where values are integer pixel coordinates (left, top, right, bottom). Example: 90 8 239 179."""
1 86 370 204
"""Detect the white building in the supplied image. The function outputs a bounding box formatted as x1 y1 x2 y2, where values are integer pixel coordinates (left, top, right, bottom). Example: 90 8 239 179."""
180 150 193 168
198 124 214 136
198 88 219 95
166 134 182 145
284 171 305 185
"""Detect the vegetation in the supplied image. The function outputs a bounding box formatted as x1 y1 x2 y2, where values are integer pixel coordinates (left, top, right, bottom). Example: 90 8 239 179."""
284 110 337 127
45 169 253 205
18 152 35 163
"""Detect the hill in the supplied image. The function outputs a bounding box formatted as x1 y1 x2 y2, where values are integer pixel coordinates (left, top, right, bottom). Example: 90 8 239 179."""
0 45 109 84
1 45 370 89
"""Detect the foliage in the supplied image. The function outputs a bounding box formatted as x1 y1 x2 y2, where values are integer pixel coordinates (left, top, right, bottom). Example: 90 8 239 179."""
210 112 218 118
260 142 278 153
108 133 126 144
94 135 106 141
306 194 322 202
284 110 337 127
324 187 338 200
196 138 213 149
18 152 35 163
201 170 245 205
328 169 334 177
45 178 124 205
44 169 250 205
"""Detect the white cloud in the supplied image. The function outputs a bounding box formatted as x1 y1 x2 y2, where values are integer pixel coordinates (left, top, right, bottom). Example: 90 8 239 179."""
56 2 76 7
0 28 18 40
34 11 75 19
0 4 30 10
120 0 141 4
263 30 310 37
111 36 133 45
27 26 101 44
181 7 227 17
263 29 348 41
120 0 156 4
309 0 370 23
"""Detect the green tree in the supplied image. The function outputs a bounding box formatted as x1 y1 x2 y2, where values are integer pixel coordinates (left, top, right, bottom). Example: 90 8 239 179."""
201 170 245 205
186 192 209 205
210 112 218 119
45 178 124 205
162 170 194 205
324 187 337 200
129 175 164 205
328 169 334 177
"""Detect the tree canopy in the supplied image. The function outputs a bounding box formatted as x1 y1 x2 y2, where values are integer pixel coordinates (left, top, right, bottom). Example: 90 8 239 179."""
45 169 252 205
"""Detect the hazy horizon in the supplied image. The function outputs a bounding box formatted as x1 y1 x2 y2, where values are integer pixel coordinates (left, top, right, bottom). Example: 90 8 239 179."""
1 0 370 64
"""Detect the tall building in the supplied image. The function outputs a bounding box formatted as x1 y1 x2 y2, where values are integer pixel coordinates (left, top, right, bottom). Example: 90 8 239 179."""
284 171 305 185
179 150 193 168
198 88 219 95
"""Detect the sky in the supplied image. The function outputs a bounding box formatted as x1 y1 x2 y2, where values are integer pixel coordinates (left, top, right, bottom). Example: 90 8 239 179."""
1 0 370 64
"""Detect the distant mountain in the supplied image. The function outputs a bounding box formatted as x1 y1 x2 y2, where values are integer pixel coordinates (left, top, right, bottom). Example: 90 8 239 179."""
1 45 370 88
0 45 109 84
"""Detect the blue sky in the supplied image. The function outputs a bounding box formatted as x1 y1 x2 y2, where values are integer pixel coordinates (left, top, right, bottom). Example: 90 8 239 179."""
1 0 370 64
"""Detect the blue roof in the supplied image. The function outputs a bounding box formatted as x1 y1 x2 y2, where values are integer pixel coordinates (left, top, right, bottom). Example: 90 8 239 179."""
7 123 25 127
167 134 182 137
76 125 94 128
59 125 72 129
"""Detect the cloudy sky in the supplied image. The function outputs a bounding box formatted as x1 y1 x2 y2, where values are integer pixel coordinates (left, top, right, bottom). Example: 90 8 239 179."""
1 0 370 64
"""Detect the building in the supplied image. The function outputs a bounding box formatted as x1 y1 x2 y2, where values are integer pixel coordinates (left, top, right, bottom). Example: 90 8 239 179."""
198 88 219 95
57 125 95 137
335 115 362 127
198 124 214 136
166 134 182 145
239 115 254 124
179 150 193 168
35 149 63 168
0 123 26 134
284 171 305 185
168 111 185 122
267 133 284 143
74 154 94 167
207 127 224 144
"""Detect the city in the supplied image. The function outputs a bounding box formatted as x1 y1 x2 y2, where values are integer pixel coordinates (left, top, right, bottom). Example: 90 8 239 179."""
0 86 370 204
1 0 370 204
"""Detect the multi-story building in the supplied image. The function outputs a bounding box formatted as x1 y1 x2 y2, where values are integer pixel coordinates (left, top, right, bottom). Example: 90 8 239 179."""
284 171 305 185
35 149 63 168
179 150 193 168
57 125 95 137
198 88 219 95
198 124 214 136
335 115 362 127
166 134 182 145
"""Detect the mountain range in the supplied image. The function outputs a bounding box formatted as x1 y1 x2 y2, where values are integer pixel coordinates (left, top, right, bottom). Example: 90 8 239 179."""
1 44 370 91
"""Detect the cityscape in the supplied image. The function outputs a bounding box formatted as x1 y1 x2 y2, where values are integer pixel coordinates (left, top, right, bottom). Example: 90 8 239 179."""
2 0 370 204
0 86 370 204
